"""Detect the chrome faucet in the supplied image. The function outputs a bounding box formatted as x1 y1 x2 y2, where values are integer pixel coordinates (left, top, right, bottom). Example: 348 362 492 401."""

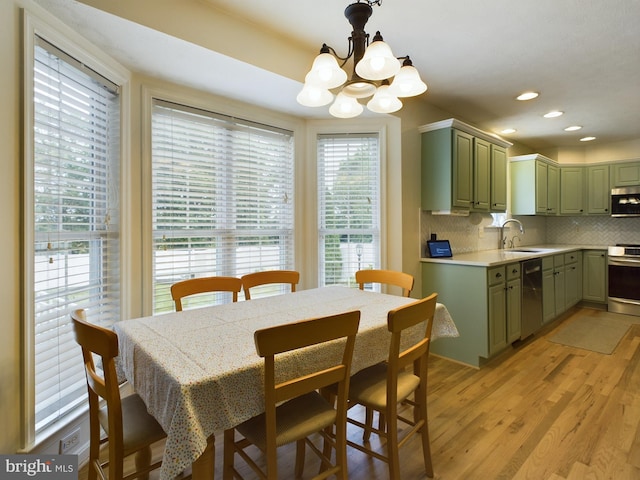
499 218 525 249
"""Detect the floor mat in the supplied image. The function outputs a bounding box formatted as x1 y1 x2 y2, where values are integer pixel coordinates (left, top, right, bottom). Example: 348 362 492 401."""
548 315 633 354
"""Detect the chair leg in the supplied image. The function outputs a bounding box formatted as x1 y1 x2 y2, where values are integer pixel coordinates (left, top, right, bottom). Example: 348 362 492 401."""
417 391 434 477
223 429 236 480
363 407 373 442
386 406 401 480
294 439 305 478
134 446 152 480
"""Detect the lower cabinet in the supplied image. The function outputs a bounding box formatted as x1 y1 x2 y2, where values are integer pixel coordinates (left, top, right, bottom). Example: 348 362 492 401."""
564 251 582 307
583 249 607 302
423 249 595 367
423 261 521 367
542 251 582 324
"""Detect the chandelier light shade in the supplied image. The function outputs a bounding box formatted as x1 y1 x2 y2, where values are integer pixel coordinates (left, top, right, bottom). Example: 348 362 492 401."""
304 48 348 89
355 32 401 80
296 83 333 107
367 81 402 113
388 57 427 97
329 92 364 118
297 1 427 118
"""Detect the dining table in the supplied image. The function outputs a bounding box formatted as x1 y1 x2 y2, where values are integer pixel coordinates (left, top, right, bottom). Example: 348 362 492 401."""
114 286 458 480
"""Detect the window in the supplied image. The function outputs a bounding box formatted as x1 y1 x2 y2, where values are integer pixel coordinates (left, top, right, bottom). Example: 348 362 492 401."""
30 36 121 434
317 133 381 287
151 100 294 311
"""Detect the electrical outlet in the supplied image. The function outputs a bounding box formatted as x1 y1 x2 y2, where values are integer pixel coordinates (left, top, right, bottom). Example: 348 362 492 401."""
59 427 80 454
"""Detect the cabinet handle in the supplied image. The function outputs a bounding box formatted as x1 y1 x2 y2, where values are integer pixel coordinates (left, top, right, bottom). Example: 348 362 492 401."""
512 268 518 274
496 272 502 278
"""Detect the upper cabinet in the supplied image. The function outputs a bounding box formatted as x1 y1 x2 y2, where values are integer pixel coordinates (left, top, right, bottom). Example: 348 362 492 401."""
612 162 640 187
420 119 512 213
560 166 585 215
511 156 639 216
586 165 610 214
510 154 559 215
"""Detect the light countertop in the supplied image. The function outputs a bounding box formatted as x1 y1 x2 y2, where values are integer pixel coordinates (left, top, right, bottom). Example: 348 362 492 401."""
420 244 608 267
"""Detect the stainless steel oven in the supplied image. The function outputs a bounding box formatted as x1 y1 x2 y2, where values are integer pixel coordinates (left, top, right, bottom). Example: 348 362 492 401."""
608 244 640 316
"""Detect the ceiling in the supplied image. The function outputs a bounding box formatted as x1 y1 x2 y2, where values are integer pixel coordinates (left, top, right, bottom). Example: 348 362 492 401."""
34 0 640 151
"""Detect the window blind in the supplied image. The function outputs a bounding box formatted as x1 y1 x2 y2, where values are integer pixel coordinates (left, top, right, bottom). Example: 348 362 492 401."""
32 37 121 433
317 133 381 288
151 100 294 311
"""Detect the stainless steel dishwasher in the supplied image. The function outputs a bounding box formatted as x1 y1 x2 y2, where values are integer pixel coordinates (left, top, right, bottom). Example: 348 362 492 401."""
521 258 543 339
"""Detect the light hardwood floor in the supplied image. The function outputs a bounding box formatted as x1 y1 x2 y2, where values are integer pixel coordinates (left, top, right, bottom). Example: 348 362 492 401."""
81 307 640 479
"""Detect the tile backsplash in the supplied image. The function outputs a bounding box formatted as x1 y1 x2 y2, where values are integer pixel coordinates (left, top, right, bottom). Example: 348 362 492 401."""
420 210 640 257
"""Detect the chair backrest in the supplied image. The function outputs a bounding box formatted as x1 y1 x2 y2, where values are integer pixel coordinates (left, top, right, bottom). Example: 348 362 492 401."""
355 269 415 297
386 293 438 402
71 309 126 476
253 310 360 465
171 276 243 311
241 270 300 300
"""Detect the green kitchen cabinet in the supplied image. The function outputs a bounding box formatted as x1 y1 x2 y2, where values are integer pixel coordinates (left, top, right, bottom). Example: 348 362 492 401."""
511 155 559 215
487 264 520 355
553 255 566 315
423 261 519 367
587 165 610 214
583 249 607 303
611 161 640 187
506 264 522 344
564 251 582 308
420 119 511 213
490 144 508 211
473 137 491 211
542 257 556 323
560 167 584 215
488 271 507 355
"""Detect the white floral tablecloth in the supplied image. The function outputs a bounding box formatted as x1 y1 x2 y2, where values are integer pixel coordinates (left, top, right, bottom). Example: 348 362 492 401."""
114 286 457 480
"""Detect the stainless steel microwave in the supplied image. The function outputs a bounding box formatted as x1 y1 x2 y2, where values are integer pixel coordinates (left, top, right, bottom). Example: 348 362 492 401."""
611 186 640 217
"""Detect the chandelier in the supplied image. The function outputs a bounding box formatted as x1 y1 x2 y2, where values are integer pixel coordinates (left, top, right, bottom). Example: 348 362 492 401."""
296 0 427 118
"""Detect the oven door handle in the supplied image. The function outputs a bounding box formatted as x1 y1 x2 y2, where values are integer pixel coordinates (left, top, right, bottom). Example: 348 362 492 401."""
609 257 640 266
609 297 640 307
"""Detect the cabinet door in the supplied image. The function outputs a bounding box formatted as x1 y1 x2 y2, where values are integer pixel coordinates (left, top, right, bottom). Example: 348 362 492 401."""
554 266 566 314
612 162 640 187
488 282 507 355
560 167 584 215
542 267 555 323
506 277 522 343
452 130 474 209
547 164 559 215
535 162 548 214
583 250 607 302
490 144 507 211
587 165 610 214
565 262 579 307
473 138 491 211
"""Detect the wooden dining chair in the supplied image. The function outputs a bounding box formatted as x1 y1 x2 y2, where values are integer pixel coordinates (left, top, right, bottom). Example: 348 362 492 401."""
71 309 167 480
241 269 300 300
222 310 361 480
355 269 415 297
171 276 243 311
341 293 438 479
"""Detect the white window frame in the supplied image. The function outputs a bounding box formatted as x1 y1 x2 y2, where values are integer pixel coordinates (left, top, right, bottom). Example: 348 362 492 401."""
22 9 130 449
141 86 304 313
305 117 402 290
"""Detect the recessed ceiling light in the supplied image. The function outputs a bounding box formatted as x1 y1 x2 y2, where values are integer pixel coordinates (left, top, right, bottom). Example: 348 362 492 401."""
500 128 516 134
543 111 563 118
564 125 582 131
516 91 539 101
580 136 596 142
